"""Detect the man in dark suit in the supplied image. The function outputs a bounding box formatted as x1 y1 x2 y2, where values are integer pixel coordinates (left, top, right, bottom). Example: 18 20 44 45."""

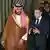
27 8 49 50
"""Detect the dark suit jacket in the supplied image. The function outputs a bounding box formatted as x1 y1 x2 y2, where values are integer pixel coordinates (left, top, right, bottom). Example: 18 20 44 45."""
27 17 49 49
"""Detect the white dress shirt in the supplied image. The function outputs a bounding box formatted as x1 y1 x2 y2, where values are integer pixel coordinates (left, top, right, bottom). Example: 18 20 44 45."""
35 16 42 24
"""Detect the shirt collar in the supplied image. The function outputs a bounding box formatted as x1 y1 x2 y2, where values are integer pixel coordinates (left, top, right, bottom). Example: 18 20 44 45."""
38 16 42 20
35 16 42 24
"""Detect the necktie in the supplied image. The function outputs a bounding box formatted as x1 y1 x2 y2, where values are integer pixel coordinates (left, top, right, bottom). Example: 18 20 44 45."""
37 19 39 24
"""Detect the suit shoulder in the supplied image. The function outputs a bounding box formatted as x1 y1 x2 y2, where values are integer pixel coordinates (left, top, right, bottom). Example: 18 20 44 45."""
42 17 49 22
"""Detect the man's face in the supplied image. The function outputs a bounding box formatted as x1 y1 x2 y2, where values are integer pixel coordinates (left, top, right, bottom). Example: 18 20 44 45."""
14 7 22 15
34 10 42 19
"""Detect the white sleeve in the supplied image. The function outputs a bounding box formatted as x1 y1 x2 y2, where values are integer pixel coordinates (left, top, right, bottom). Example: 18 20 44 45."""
22 33 27 40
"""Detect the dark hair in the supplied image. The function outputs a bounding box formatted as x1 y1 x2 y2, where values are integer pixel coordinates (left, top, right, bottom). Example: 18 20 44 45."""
35 7 42 12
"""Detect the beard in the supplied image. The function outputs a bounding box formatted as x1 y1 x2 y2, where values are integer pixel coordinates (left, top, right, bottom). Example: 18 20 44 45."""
15 11 21 15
